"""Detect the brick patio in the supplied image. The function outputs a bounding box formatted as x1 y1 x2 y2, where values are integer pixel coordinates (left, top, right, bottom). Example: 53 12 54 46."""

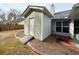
27 34 79 55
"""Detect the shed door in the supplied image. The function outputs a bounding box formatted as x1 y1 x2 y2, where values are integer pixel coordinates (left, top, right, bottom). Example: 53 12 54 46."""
29 18 34 36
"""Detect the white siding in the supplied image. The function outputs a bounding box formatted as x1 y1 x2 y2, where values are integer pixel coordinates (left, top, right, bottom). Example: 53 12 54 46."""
24 11 52 41
42 14 51 40
69 19 74 38
34 12 42 40
24 18 29 35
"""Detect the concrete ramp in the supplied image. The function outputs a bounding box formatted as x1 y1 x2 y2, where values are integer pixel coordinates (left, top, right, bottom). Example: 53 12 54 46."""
15 31 33 44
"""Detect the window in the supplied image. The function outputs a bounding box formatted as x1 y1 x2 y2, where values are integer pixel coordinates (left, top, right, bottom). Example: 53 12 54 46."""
56 22 62 32
62 21 69 33
56 27 61 32
63 27 69 33
56 22 62 26
63 21 69 26
74 20 79 34
56 21 69 33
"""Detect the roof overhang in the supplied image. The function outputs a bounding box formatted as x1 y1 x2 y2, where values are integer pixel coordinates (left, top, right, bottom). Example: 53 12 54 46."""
69 3 79 19
21 5 53 18
51 17 71 20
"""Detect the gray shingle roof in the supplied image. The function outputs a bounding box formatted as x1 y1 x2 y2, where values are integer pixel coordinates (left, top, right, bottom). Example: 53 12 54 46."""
54 10 71 19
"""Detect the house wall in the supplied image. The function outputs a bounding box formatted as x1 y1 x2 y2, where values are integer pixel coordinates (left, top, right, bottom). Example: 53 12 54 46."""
41 14 51 41
52 19 71 36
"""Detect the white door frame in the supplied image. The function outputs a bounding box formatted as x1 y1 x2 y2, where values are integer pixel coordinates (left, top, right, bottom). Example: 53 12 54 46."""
29 18 34 36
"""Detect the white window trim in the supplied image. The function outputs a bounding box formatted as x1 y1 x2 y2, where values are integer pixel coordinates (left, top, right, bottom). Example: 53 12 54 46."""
55 20 69 33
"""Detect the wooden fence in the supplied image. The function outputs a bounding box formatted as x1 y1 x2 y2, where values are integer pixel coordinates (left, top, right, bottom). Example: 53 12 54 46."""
0 24 24 31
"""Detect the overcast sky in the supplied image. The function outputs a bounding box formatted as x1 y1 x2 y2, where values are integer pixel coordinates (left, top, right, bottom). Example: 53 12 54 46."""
0 3 74 13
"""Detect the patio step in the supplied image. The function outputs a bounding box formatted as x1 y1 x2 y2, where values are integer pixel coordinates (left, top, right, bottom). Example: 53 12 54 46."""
15 31 33 44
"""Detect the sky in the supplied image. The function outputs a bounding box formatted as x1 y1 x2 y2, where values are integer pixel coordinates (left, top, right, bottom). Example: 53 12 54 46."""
0 3 74 13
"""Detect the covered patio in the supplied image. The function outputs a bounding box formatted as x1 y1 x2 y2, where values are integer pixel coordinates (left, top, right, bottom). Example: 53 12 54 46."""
51 3 79 44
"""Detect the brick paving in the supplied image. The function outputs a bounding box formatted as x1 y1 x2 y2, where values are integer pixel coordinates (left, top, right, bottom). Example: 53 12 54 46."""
27 35 79 55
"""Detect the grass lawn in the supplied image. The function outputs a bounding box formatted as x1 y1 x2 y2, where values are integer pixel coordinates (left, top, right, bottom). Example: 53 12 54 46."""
0 30 33 55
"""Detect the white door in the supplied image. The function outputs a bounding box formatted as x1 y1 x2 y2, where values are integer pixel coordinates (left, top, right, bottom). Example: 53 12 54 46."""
30 18 34 36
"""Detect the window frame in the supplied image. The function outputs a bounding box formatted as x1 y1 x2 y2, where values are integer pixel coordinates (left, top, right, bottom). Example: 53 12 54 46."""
56 21 62 32
62 21 69 33
56 20 70 33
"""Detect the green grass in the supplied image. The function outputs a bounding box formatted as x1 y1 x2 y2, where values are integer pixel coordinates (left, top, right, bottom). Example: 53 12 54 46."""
0 30 33 55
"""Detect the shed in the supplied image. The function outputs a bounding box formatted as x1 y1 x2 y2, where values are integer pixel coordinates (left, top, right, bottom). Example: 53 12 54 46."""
22 5 53 41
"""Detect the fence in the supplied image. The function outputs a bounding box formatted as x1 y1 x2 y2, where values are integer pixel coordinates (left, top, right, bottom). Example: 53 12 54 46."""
0 24 24 31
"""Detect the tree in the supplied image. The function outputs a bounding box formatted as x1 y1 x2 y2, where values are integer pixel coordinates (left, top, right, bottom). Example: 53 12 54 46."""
7 9 16 21
5 9 25 24
0 8 25 25
0 9 5 24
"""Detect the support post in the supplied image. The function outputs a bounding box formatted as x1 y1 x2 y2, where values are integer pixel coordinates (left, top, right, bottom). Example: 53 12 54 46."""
69 19 74 38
